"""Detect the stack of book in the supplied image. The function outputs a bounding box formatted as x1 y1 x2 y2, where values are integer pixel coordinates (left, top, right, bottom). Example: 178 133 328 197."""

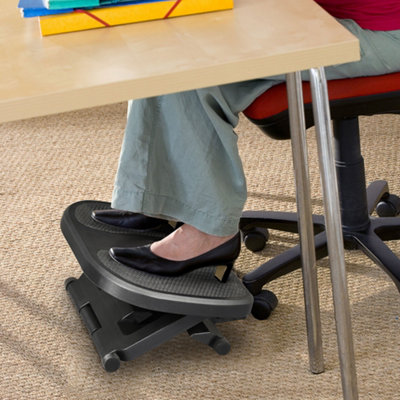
18 0 234 36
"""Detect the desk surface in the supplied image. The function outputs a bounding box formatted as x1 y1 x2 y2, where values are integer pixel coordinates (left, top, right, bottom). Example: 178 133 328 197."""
1 0 359 123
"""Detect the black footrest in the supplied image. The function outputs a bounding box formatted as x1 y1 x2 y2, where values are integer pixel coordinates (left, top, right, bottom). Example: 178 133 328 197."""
61 200 253 319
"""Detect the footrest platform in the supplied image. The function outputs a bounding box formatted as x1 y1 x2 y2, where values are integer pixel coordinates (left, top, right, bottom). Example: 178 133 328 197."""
61 201 253 371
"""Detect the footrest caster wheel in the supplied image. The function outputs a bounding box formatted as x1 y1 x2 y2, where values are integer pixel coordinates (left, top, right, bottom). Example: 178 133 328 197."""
187 319 231 355
211 337 231 355
64 277 77 289
251 290 278 320
242 227 269 252
102 352 120 373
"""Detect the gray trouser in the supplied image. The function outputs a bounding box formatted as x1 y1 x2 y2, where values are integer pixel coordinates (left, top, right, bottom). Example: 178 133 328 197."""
112 19 400 236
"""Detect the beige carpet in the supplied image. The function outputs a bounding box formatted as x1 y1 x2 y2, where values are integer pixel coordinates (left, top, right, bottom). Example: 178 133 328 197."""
0 103 399 400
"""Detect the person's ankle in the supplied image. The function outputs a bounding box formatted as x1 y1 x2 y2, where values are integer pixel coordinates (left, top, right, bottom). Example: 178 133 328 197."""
150 224 236 261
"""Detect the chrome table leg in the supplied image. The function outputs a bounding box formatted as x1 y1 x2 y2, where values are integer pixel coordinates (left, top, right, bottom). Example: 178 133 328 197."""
286 71 324 374
309 66 358 400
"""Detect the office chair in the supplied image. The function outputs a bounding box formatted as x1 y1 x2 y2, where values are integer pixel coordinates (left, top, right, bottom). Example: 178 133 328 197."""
239 72 400 319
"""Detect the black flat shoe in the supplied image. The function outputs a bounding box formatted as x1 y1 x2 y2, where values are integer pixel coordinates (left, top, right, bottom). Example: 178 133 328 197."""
92 209 173 231
109 232 241 283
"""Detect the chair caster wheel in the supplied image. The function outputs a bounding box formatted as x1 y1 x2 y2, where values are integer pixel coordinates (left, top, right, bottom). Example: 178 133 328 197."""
251 290 278 320
242 227 269 252
376 193 400 217
211 337 231 355
102 352 120 372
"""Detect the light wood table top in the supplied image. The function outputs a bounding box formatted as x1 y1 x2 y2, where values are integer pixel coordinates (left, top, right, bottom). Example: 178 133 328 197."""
1 0 359 123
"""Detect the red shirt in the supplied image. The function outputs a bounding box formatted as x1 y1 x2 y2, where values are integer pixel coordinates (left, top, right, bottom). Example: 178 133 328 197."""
315 0 400 30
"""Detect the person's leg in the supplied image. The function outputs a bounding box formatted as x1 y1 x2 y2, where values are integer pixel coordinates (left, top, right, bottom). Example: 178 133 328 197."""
112 92 242 237
112 80 281 236
111 79 282 262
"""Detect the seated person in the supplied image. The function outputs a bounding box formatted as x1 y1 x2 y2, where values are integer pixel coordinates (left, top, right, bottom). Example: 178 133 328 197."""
93 0 400 282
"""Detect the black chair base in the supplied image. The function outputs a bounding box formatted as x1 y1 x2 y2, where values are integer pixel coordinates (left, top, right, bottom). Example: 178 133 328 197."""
239 116 400 313
240 180 400 296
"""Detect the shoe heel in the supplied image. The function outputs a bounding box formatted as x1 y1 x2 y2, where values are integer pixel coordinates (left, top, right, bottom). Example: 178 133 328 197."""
214 263 233 283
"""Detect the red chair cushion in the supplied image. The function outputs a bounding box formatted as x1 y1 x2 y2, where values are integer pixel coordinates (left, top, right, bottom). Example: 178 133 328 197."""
244 72 400 120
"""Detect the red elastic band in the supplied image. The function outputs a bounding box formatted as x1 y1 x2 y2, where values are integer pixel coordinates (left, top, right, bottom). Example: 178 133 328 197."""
75 9 111 27
164 0 183 18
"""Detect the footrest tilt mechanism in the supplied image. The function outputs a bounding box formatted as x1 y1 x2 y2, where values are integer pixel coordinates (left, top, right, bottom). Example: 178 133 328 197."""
66 274 230 372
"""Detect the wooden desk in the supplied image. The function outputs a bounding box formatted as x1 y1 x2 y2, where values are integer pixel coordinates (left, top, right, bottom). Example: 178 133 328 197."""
1 1 360 399
1 0 357 123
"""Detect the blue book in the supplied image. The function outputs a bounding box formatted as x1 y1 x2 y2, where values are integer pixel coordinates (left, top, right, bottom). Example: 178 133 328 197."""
21 7 73 17
18 0 46 7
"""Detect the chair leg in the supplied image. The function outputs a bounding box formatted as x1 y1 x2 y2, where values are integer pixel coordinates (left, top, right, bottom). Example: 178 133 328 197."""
239 210 326 294
349 223 400 292
240 210 324 234
242 231 328 295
